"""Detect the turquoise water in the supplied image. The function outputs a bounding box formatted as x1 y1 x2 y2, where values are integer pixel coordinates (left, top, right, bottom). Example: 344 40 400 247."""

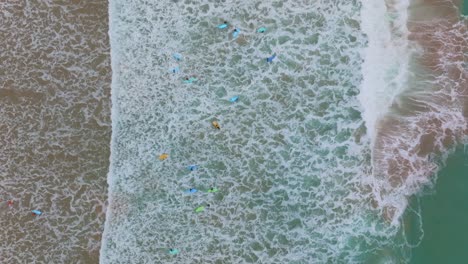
464 0 468 16
409 147 468 263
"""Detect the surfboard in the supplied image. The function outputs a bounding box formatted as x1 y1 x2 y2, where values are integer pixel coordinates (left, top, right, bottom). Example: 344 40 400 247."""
232 30 240 38
212 121 220 129
267 54 276 63
32 210 42 216
187 165 198 171
185 188 198 193
169 249 179 255
184 77 197 84
169 67 179 74
173 53 182 61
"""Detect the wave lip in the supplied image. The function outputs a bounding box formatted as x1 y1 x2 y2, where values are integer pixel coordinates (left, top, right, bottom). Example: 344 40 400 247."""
99 0 121 261
359 0 411 143
361 0 468 224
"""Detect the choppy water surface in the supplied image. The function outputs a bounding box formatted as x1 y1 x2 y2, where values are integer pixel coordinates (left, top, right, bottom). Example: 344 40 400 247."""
0 1 111 263
100 0 414 263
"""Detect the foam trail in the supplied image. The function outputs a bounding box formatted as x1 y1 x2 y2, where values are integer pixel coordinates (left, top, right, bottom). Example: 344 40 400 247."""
359 0 411 142
100 0 120 259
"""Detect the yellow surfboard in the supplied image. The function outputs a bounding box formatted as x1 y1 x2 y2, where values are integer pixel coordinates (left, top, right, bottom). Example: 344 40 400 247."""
212 121 220 129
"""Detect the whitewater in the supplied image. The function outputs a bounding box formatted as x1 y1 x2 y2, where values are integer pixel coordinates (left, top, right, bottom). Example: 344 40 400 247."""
100 0 467 263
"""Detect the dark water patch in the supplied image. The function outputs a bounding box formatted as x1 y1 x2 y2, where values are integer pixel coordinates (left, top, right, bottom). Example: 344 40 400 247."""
409 146 468 263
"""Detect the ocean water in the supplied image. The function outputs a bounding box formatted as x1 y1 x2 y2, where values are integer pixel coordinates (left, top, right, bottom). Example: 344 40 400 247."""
98 0 468 263
409 146 468 264
1 0 465 263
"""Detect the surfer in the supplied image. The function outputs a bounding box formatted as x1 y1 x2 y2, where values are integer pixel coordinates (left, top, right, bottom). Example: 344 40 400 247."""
229 96 239 103
217 21 228 29
232 28 240 38
31 210 42 216
267 53 276 63
184 77 198 84
159 153 169 160
7 200 13 207
207 187 218 193
188 165 198 171
212 121 221 129
170 67 179 74
257 27 267 33
195 204 210 213
173 53 182 61
186 188 198 193
168 248 179 255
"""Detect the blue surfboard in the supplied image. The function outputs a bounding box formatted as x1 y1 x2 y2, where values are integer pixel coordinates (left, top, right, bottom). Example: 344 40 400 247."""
32 210 42 216
267 53 277 63
229 96 239 102
187 165 198 171
173 53 182 61
232 29 240 39
170 67 179 74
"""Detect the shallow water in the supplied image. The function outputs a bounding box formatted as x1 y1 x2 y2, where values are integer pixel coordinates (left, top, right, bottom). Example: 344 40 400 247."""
0 1 111 263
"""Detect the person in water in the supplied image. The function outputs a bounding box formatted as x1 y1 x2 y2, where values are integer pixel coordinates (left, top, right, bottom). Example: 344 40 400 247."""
31 210 42 216
218 21 228 29
195 204 210 212
169 248 179 255
188 165 198 171
173 53 182 61
212 121 220 129
232 28 240 38
207 187 218 193
171 67 179 74
267 53 276 63
186 188 197 193
184 77 198 83
229 96 239 103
